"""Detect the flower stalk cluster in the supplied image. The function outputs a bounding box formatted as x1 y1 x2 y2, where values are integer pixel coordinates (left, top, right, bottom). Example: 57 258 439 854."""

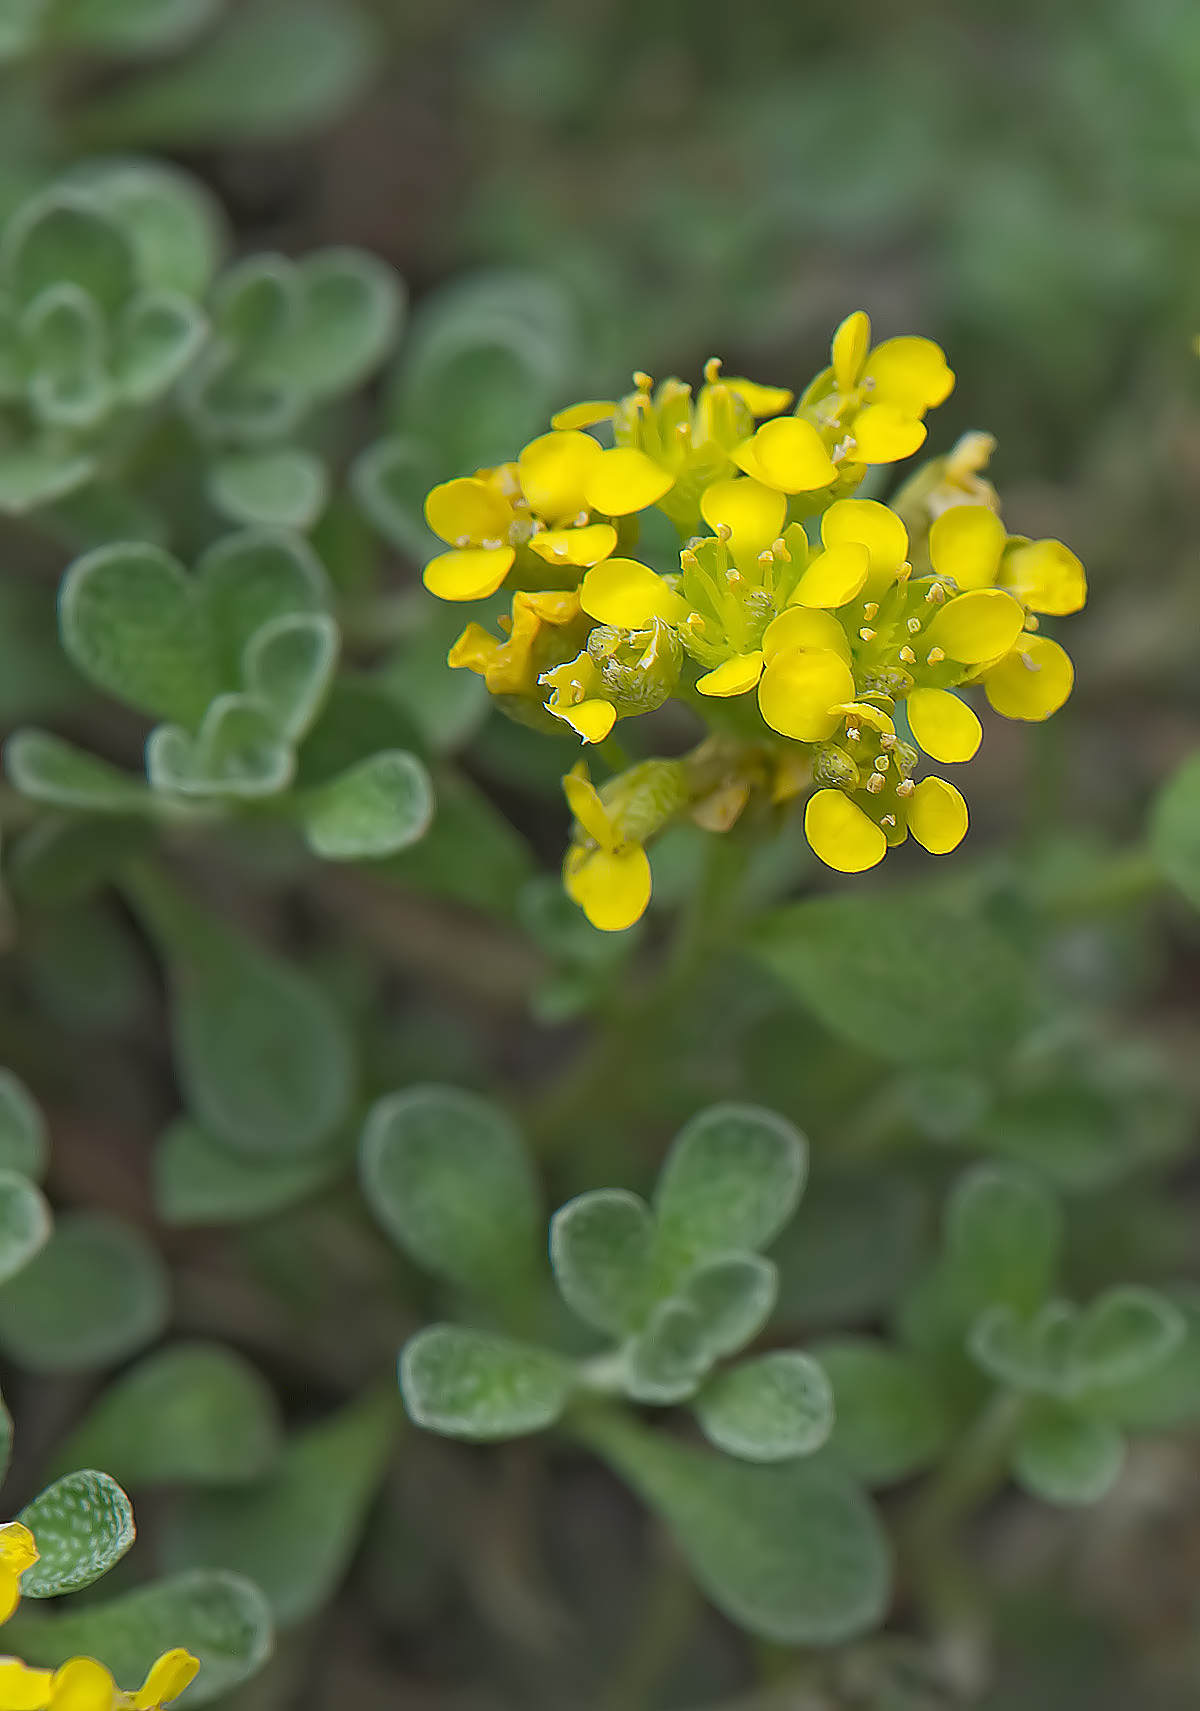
425 312 1086 929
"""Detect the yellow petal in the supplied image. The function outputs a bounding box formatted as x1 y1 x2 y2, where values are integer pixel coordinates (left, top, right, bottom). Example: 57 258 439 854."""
907 776 969 854
906 687 982 762
528 523 618 567
423 477 512 547
562 767 614 849
551 400 617 430
0 1525 38 1575
0 1658 54 1708
758 648 855 742
1001 539 1087 615
723 378 794 415
696 652 765 696
804 789 887 873
863 336 955 413
48 1657 115 1711
929 505 1006 591
565 845 652 932
850 403 927 464
820 498 909 576
134 1650 201 1710
518 430 602 520
699 478 787 561
554 699 617 744
791 541 870 609
831 310 871 392
983 636 1074 720
924 588 1025 664
830 700 895 737
733 417 836 493
584 447 674 515
423 546 514 602
579 557 687 627
762 606 851 664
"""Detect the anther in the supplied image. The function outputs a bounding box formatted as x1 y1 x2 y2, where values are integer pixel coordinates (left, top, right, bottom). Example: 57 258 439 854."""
899 645 916 664
865 772 885 794
907 617 922 635
896 778 915 798
725 567 744 587
681 549 699 569
846 726 861 742
925 583 946 604
1024 613 1040 631
926 646 946 665
879 732 897 750
882 814 896 828
717 523 732 543
703 357 723 383
455 535 471 549
773 537 791 561
859 627 876 642
758 551 775 571
633 371 653 390
874 755 889 773
863 602 879 620
1020 651 1041 673
573 511 588 528
686 613 706 632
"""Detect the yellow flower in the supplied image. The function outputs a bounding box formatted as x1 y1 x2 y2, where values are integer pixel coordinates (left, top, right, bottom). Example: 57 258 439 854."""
561 766 652 931
541 652 618 744
799 309 955 466
422 467 525 601
447 589 588 700
0 1647 199 1710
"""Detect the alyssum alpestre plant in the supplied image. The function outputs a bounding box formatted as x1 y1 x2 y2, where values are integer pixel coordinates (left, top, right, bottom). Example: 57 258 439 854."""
2 139 1200 1710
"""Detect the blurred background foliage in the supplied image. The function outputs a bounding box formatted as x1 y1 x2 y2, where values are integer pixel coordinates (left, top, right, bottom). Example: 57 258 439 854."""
1 1 1200 1708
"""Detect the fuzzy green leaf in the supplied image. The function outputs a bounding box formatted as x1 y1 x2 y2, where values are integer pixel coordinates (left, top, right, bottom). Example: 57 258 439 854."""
681 1252 778 1359
129 867 354 1158
63 159 226 299
816 1338 947 1487
626 1298 712 1403
401 1326 572 1442
654 1103 808 1273
209 448 329 530
5 728 149 813
749 896 1030 1068
695 1352 834 1463
300 749 433 862
1012 1404 1125 1506
155 1117 346 1226
0 1167 51 1285
580 1410 891 1645
0 1212 169 1372
6 1569 273 1705
54 1343 281 1488
113 289 206 404
19 1469 134 1596
1069 1286 1185 1394
360 1085 539 1293
0 1069 48 1180
550 1188 657 1336
2 190 134 313
947 1163 1061 1316
1151 751 1200 910
163 1391 398 1626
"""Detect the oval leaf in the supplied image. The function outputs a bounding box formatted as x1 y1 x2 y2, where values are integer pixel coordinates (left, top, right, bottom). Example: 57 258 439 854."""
655 1103 808 1272
0 1212 169 1373
19 1469 134 1596
695 1352 834 1463
549 1188 656 1336
401 1325 572 1442
301 749 434 862
360 1086 539 1293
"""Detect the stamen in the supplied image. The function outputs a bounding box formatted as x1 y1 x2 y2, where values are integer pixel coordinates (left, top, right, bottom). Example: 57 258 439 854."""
926 646 946 665
899 646 916 664
925 583 946 604
703 357 723 383
865 772 885 794
863 602 879 620
859 627 876 642
1020 651 1041 673
896 778 915 798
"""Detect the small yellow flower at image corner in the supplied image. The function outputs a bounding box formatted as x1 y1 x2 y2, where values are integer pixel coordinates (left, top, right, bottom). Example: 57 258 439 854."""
0 1647 200 1711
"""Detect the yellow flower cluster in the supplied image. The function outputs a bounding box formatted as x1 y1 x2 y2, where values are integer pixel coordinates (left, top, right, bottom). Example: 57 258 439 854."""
0 1523 199 1710
425 312 1086 930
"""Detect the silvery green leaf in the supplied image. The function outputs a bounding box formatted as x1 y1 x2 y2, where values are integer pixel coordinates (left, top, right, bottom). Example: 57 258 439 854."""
401 1326 571 1442
19 1469 135 1596
300 749 434 861
695 1352 834 1463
